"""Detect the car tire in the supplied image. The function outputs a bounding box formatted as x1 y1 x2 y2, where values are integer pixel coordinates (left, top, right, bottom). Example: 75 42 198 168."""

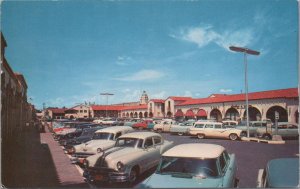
229 133 238 141
157 129 162 133
178 132 184 136
262 134 272 140
197 134 205 139
128 167 139 183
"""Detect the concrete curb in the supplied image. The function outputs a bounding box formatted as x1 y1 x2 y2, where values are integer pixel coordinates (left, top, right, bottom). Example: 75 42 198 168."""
241 137 285 144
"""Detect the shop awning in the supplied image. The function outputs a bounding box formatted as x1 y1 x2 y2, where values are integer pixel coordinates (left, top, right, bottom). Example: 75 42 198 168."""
196 109 207 117
185 110 195 117
175 110 184 117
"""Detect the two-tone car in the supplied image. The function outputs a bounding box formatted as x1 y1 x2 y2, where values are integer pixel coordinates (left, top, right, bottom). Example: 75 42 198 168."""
153 120 175 133
140 143 238 188
71 126 133 164
257 158 299 188
169 121 195 136
256 122 299 140
235 120 272 137
188 122 242 140
83 132 174 184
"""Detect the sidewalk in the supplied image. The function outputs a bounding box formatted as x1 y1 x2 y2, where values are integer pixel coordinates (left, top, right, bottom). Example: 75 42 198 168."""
2 125 88 188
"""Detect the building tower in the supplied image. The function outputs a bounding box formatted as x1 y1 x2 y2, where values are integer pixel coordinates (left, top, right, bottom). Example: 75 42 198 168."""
140 91 149 105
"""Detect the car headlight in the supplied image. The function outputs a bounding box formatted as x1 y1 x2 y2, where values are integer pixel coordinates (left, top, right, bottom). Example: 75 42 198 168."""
97 148 103 153
117 161 125 171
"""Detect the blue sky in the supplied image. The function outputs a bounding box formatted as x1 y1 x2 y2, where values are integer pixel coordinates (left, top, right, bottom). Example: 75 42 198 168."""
2 0 298 109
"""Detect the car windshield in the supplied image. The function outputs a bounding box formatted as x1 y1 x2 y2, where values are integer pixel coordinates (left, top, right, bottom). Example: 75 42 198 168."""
92 132 114 140
157 157 219 178
115 138 143 148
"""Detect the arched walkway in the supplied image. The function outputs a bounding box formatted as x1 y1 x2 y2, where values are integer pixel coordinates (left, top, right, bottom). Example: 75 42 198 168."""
139 112 143 118
243 106 261 121
210 109 222 122
149 112 153 118
266 106 288 122
134 112 138 118
166 111 172 118
144 112 148 118
225 108 240 121
130 112 133 118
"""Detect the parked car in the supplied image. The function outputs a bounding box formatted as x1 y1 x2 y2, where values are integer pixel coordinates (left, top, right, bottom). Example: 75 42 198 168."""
257 158 299 188
256 122 299 140
71 126 133 164
235 120 272 137
123 118 142 127
222 120 238 128
132 120 154 130
153 120 175 133
169 121 195 136
140 143 238 188
100 118 118 126
188 122 242 140
83 132 174 184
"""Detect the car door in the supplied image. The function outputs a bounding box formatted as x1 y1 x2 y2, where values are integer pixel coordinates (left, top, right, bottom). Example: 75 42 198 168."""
286 124 298 137
219 151 235 187
142 137 158 171
212 124 224 138
203 123 215 137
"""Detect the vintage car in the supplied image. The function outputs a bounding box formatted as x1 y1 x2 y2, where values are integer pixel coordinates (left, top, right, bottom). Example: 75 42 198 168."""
235 120 272 137
83 132 174 184
99 118 118 126
140 143 238 188
123 118 142 127
256 122 299 140
188 122 242 140
71 126 133 164
257 158 299 188
153 120 175 132
132 120 154 130
63 126 105 152
169 121 195 136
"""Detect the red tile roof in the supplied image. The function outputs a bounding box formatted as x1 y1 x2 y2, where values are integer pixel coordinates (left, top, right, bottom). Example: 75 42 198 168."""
168 96 193 101
150 99 165 103
90 105 124 111
178 88 298 106
47 108 67 114
121 104 148 110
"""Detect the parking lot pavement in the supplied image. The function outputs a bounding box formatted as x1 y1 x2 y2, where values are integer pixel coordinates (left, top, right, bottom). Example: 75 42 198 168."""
40 127 89 187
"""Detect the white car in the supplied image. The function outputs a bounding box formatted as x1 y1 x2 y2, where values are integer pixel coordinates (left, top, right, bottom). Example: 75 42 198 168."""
188 122 242 140
153 120 175 132
71 126 133 164
100 118 118 125
83 132 174 184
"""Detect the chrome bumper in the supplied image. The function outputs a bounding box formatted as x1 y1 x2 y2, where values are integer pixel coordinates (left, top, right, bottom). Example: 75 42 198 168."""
83 168 129 183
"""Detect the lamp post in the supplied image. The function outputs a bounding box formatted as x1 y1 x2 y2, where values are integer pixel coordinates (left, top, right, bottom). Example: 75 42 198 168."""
100 93 114 118
229 46 260 138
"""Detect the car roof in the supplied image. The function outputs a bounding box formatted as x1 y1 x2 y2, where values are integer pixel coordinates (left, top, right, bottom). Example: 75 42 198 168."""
267 158 299 187
95 126 133 134
119 131 161 139
194 121 222 125
163 143 225 159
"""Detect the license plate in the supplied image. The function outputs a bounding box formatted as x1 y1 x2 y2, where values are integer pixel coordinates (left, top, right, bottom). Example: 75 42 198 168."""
94 175 103 181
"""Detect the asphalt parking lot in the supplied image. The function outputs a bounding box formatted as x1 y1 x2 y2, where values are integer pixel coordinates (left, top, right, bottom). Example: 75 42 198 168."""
81 132 298 188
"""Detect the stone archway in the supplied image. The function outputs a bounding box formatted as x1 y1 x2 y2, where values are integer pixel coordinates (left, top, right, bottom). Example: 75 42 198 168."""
167 111 172 118
210 109 222 122
266 106 288 122
144 112 148 118
225 108 240 121
243 106 261 121
196 109 207 120
149 112 153 118
139 112 143 118
126 112 129 117
134 112 138 118
130 112 133 118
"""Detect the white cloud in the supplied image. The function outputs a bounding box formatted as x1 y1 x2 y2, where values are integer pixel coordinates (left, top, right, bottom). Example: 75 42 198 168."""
114 69 165 81
183 90 193 97
47 97 65 107
116 56 132 66
171 25 255 51
151 91 167 99
220 89 232 93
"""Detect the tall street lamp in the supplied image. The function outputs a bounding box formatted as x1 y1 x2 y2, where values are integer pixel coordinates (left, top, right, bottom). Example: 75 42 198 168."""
229 46 260 138
100 93 114 118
